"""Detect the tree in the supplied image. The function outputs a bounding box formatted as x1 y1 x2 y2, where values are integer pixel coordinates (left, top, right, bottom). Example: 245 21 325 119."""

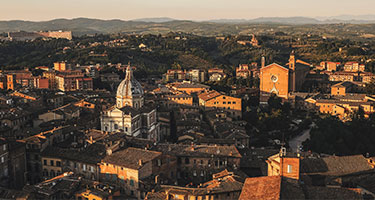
267 94 282 110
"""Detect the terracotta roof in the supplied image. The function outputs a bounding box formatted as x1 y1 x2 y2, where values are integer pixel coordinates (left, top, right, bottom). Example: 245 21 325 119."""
41 143 106 164
102 147 161 169
152 144 241 158
301 155 373 176
239 176 281 200
198 90 221 101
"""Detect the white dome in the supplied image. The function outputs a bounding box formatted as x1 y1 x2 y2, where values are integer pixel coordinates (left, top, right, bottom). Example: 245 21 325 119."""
116 66 144 98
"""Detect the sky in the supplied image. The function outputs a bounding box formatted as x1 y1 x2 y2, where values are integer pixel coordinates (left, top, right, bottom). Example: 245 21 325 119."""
1 0 374 21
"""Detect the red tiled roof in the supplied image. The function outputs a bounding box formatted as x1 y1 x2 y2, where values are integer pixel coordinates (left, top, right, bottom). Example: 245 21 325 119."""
239 176 281 200
198 90 221 101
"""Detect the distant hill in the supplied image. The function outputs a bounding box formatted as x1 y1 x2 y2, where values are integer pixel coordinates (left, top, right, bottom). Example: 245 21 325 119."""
1 17 375 36
132 17 176 23
206 16 375 24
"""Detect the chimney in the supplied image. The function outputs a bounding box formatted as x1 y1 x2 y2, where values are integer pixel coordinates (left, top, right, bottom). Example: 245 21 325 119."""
139 159 143 166
261 56 265 68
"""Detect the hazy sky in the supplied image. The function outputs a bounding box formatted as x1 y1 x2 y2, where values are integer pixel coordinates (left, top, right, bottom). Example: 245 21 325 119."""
1 0 374 21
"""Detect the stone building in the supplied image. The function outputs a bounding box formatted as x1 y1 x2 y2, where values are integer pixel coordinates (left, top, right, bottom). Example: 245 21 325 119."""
100 65 160 141
260 52 310 103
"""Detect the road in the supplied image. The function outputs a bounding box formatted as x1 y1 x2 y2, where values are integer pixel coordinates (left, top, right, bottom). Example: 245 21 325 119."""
289 123 315 152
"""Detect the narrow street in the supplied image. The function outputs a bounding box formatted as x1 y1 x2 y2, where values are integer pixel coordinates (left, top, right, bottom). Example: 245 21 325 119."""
289 123 315 152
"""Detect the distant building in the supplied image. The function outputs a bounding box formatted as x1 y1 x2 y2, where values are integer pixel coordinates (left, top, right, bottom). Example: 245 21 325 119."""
55 72 93 91
208 68 226 81
163 69 186 82
168 82 210 95
319 61 340 71
187 69 206 83
54 62 70 71
343 61 365 72
328 71 357 82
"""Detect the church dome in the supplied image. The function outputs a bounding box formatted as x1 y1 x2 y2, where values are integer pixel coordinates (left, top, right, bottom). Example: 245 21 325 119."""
116 66 144 98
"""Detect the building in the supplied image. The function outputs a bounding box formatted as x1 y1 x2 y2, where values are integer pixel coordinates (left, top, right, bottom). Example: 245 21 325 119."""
152 144 242 185
259 52 310 103
266 148 300 180
328 72 357 82
343 62 365 72
167 93 193 106
54 62 69 71
187 69 206 83
168 82 210 95
41 144 106 181
208 68 226 82
146 169 244 200
319 61 340 71
238 175 363 200
331 81 354 96
163 69 186 82
99 147 174 199
360 72 375 83
198 90 242 119
100 65 160 141
55 74 93 91
33 77 49 89
6 74 15 90
236 64 251 79
42 71 57 89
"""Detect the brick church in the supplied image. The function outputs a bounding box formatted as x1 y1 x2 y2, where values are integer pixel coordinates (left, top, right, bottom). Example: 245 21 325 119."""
260 52 310 103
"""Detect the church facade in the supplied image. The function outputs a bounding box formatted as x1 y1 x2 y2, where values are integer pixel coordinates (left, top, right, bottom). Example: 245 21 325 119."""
260 53 310 103
100 65 160 141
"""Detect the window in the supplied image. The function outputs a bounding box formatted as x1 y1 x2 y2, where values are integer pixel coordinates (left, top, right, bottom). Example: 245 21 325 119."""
228 101 231 104
50 160 54 166
2 144 6 151
114 124 118 129
223 97 226 99
287 165 292 173
0 156 4 163
83 164 87 171
233 101 236 104
223 102 226 104
56 161 61 167
130 179 134 186
157 159 161 166
185 158 190 164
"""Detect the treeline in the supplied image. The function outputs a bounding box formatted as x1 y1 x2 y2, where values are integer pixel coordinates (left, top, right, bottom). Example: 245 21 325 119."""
303 113 375 156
